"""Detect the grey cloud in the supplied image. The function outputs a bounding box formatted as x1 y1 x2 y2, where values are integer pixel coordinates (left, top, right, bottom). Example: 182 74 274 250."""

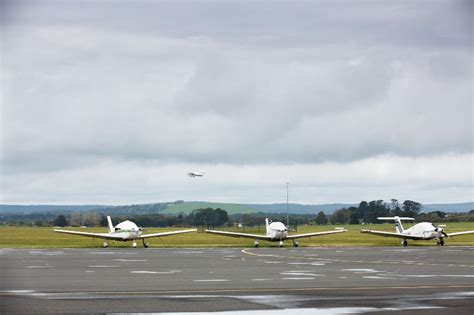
2 26 472 172
1 0 472 203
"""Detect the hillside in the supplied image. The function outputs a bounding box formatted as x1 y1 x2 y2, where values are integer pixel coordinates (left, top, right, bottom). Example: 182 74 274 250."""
1 201 473 216
245 203 356 214
162 202 257 215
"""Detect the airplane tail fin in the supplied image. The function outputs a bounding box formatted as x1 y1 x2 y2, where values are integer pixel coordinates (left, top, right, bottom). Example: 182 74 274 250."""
107 216 114 233
265 218 270 236
377 216 414 234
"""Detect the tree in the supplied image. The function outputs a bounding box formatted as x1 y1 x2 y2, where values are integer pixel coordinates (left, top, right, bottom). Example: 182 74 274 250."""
53 215 68 227
70 212 82 226
330 208 351 224
402 200 422 217
191 208 229 229
214 208 229 227
83 212 100 227
348 206 359 224
315 211 328 225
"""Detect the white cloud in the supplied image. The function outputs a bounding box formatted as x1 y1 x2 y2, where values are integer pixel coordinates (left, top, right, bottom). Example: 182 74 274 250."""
1 154 472 204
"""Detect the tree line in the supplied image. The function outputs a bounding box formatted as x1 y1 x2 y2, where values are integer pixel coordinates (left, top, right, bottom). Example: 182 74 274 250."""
2 200 474 227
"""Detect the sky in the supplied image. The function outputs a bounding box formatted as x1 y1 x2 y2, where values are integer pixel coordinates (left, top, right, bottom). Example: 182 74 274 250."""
1 0 473 205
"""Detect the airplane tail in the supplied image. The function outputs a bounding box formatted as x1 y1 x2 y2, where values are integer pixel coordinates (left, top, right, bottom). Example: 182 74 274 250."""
377 216 414 234
107 216 114 233
265 218 270 236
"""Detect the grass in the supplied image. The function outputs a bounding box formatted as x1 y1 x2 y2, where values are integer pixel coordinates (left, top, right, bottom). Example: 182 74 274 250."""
0 223 473 248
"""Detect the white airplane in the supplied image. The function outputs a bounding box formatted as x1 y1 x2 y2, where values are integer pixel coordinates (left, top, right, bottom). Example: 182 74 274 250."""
54 216 197 248
360 216 474 246
206 218 347 247
187 171 204 178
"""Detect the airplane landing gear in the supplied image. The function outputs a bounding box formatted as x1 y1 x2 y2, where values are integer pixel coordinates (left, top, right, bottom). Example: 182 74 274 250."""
132 240 137 248
279 241 284 248
254 240 259 248
102 241 109 248
293 240 299 247
437 239 444 246
402 240 408 247
143 239 149 248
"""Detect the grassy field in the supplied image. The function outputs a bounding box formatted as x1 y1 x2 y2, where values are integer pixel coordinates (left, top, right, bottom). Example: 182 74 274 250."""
0 223 473 248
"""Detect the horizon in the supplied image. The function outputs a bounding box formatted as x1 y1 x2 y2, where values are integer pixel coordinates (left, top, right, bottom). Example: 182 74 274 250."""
2 200 474 207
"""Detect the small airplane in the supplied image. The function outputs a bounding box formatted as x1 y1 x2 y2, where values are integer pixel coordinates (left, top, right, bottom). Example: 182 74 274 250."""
187 171 204 178
360 216 474 246
206 218 346 247
54 216 197 248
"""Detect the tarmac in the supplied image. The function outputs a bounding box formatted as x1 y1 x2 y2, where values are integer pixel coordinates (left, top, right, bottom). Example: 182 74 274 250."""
1 247 473 314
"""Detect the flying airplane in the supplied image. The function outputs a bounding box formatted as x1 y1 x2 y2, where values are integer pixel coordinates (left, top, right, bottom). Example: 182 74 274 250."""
54 216 197 248
206 218 347 247
187 171 204 178
360 216 474 246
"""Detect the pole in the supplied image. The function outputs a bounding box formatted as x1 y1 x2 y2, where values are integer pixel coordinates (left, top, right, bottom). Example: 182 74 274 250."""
286 182 289 228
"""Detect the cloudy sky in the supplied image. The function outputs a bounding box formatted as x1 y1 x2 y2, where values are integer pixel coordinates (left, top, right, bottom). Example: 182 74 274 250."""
1 0 472 205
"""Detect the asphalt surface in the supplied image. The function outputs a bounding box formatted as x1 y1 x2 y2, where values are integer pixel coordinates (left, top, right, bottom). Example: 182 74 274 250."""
1 247 473 314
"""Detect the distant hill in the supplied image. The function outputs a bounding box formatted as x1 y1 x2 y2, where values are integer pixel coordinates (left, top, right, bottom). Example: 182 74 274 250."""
245 203 356 214
421 202 474 213
162 201 257 215
0 204 109 214
1 201 473 215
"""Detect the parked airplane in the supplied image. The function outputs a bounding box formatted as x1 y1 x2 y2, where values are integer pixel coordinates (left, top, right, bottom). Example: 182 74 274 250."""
360 216 474 246
187 171 204 177
206 218 346 247
54 216 197 248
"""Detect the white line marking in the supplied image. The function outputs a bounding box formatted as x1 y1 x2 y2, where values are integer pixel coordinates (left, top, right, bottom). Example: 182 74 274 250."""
25 266 52 268
282 277 315 280
131 271 158 274
281 273 321 277
287 262 312 265
342 269 379 273
88 265 120 268
88 252 115 255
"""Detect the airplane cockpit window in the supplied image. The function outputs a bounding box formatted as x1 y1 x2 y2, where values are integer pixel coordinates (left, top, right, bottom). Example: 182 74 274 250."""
115 228 120 231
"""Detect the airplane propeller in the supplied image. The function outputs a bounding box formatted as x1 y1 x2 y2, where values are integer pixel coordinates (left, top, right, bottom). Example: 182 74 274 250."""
434 226 448 237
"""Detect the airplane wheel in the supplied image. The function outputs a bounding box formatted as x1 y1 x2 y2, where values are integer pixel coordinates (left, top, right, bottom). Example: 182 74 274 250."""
254 244 259 248
279 241 284 248
102 242 109 248
439 239 444 246
402 240 408 247
293 242 299 247
144 242 149 248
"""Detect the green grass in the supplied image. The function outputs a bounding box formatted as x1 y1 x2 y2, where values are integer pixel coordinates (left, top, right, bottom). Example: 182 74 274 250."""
162 202 258 215
1 222 473 248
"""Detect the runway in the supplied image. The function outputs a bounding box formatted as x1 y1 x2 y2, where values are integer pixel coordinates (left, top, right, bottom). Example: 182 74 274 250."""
1 247 473 314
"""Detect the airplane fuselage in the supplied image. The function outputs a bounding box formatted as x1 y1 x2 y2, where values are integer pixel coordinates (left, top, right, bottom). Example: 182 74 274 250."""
402 222 444 240
111 220 142 240
267 222 288 240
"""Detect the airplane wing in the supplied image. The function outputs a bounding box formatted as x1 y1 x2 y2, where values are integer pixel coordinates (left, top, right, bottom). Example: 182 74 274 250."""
446 230 474 237
54 229 125 240
360 229 426 240
205 230 272 240
286 229 347 240
138 229 197 239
